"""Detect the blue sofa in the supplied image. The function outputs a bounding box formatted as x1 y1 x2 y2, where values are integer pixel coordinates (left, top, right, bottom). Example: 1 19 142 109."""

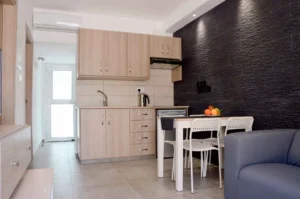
224 129 300 199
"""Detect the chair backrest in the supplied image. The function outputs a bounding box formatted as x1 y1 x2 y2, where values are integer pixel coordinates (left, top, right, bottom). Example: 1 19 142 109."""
225 117 254 136
190 118 221 136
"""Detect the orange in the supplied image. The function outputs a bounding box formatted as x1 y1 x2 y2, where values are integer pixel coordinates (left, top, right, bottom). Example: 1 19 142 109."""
204 109 211 116
208 105 214 110
211 109 218 116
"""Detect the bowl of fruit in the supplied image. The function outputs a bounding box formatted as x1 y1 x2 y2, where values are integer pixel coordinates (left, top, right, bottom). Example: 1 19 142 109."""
204 105 221 116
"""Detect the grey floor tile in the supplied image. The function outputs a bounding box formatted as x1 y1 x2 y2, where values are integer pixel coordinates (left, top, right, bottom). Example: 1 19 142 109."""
71 168 124 187
31 142 225 199
73 183 140 199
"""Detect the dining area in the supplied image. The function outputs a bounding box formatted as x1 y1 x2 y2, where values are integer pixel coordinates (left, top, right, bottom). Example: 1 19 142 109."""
157 111 254 193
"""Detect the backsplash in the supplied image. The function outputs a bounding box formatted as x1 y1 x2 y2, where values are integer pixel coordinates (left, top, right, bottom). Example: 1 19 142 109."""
76 69 174 107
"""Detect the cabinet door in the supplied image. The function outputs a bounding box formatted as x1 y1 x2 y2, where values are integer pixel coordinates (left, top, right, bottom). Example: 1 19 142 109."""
106 109 130 158
128 33 150 78
150 35 182 60
105 31 128 77
167 37 182 60
150 35 164 58
78 29 106 76
80 109 106 160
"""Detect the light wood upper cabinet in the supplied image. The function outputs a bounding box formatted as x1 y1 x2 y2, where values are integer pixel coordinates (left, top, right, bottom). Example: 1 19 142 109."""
105 31 128 77
78 29 105 76
150 35 182 60
79 109 106 160
106 109 130 158
127 33 150 78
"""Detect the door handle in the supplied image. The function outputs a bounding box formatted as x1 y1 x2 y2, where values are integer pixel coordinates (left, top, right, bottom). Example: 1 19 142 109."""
138 149 148 151
138 113 148 116
138 137 148 140
138 125 148 128
11 161 20 167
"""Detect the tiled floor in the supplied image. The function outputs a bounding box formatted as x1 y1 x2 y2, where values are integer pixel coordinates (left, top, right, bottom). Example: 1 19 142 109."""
29 142 225 199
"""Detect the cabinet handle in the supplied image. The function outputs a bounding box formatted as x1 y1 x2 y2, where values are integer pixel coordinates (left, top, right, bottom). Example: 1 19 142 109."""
162 44 165 55
27 146 32 150
106 67 108 72
138 125 148 128
138 113 148 116
11 161 19 167
138 137 148 140
102 121 104 125
138 149 148 151
167 45 170 55
100 67 103 72
129 68 131 73
108 120 110 125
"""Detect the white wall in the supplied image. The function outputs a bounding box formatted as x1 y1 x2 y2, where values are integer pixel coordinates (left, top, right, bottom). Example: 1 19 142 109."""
32 60 43 154
15 0 33 125
33 9 170 36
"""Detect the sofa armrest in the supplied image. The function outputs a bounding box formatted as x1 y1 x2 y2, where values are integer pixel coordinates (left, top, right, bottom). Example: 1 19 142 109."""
224 129 297 199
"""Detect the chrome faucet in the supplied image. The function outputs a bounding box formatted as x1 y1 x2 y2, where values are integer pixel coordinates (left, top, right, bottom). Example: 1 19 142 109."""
97 90 108 107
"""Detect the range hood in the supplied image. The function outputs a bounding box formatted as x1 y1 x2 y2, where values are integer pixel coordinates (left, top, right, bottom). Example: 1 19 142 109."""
150 58 182 70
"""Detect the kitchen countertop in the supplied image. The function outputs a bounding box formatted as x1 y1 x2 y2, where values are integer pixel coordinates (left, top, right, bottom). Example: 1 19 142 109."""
76 106 189 109
0 125 29 139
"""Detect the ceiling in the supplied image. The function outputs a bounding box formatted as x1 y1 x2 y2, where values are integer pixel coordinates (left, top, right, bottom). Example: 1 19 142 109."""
35 42 77 64
33 0 191 21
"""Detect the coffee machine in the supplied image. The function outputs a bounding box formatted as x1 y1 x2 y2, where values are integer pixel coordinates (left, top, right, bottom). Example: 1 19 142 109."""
138 89 150 107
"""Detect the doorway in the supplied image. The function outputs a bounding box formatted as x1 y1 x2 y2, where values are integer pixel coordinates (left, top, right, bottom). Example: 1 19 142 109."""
44 64 76 142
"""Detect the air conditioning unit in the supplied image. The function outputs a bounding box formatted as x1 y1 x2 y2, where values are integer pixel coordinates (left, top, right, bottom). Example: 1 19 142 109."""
34 10 82 33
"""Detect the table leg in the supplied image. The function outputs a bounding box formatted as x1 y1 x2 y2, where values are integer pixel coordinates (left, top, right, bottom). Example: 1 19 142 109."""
175 124 184 192
157 118 164 178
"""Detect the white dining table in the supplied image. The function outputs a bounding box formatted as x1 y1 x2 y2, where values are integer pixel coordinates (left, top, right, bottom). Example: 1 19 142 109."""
157 116 248 192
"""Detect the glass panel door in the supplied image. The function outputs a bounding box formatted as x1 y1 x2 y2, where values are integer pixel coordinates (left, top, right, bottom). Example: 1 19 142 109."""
45 64 76 141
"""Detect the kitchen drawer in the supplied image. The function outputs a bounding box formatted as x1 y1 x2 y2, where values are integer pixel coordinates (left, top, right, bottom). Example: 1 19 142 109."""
130 143 155 156
130 132 155 144
130 120 155 132
1 126 32 199
130 109 155 121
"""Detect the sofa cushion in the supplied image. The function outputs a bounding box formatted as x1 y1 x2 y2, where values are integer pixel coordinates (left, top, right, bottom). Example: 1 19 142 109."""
238 163 300 199
288 130 300 167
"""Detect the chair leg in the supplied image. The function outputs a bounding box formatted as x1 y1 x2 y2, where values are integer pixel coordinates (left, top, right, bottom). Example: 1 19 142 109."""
172 148 175 181
184 150 188 169
190 151 194 194
218 147 223 189
209 150 212 166
188 152 191 169
200 151 203 178
203 151 209 177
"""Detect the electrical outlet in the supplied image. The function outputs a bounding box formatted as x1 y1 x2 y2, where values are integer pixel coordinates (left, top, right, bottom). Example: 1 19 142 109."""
137 87 145 93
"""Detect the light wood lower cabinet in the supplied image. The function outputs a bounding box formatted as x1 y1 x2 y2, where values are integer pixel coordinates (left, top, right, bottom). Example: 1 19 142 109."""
106 109 130 158
0 126 32 199
78 108 156 161
79 109 106 160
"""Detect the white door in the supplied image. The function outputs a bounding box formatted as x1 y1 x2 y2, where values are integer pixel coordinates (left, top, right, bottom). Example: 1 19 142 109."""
44 64 76 142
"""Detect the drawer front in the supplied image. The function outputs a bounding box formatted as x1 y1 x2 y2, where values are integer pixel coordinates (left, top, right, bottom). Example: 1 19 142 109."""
130 109 155 121
130 143 155 156
130 120 155 132
1 127 32 199
130 132 155 144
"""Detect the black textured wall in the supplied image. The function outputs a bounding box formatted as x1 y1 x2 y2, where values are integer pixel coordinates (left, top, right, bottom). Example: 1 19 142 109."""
174 0 300 130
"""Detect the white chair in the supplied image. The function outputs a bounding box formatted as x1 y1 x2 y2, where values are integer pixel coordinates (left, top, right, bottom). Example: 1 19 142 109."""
205 116 254 189
183 118 221 193
161 116 189 181
189 114 216 166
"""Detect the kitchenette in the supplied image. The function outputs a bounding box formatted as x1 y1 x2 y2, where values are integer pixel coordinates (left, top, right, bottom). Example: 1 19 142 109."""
75 28 187 164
